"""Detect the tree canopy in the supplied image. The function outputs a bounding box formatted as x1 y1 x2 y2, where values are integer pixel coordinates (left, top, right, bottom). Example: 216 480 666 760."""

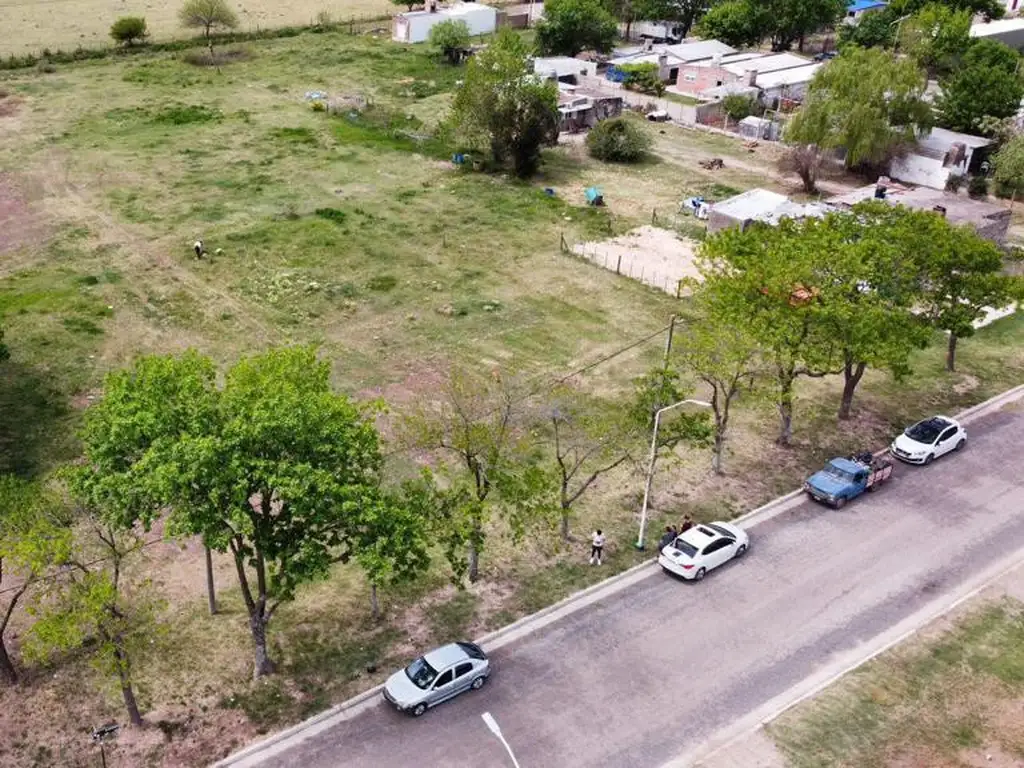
696 0 844 51
785 46 933 168
898 4 971 76
992 133 1024 199
937 43 1024 134
110 16 148 45
428 19 471 64
448 30 560 177
178 0 238 37
538 0 618 56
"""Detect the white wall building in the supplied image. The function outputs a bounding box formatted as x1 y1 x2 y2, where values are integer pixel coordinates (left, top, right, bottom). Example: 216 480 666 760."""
392 3 498 44
889 128 992 190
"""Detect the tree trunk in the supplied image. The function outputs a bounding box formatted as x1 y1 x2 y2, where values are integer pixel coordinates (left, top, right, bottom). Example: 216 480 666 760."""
370 584 380 621
776 371 795 447
205 546 217 616
560 507 570 542
467 542 480 584
0 637 16 685
946 333 958 372
113 644 143 726
250 612 276 679
711 430 725 475
838 360 867 420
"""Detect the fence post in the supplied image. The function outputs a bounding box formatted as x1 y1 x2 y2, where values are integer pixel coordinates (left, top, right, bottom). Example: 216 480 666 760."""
616 254 622 274
676 279 682 299
560 232 568 253
652 208 657 226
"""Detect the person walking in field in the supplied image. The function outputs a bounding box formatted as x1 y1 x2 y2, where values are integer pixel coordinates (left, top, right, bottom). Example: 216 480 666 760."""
590 529 606 565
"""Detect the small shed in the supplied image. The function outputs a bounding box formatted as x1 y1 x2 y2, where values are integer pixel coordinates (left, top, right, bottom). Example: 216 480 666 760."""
534 56 596 83
393 3 497 44
708 188 833 233
738 115 779 141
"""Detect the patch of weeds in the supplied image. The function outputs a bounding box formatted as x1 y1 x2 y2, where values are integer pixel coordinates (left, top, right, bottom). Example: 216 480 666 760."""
366 274 397 292
270 126 318 145
313 207 347 224
949 719 983 748
61 316 104 336
428 591 479 644
151 104 223 126
514 561 594 615
219 680 296 732
333 105 447 157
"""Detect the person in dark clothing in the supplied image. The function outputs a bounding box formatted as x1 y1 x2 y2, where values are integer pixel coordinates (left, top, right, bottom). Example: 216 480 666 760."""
657 526 676 552
680 514 694 533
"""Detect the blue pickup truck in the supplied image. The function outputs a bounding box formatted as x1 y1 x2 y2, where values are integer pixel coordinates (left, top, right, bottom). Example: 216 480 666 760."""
804 453 894 509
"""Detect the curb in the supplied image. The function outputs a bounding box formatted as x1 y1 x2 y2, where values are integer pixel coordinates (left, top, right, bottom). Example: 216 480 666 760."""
213 383 1024 767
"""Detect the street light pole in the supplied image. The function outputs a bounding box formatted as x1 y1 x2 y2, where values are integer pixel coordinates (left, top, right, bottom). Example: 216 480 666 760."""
635 398 712 551
482 712 522 768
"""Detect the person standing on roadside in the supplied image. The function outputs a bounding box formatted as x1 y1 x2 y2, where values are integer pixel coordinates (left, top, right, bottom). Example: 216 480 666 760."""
680 514 694 533
658 526 676 552
590 529 606 565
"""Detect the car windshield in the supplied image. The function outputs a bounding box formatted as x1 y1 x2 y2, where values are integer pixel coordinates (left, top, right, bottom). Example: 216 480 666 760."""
405 657 438 689
906 419 944 443
824 464 854 481
672 538 698 557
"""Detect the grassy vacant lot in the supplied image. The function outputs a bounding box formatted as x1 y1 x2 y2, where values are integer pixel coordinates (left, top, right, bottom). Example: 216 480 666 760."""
771 596 1024 767
0 0 396 57
0 28 1022 768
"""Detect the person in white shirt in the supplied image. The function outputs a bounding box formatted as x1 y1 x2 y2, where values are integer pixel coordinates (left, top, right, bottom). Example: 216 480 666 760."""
590 529 605 565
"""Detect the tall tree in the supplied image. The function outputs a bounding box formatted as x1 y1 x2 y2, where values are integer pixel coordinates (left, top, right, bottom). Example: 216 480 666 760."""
888 0 1003 22
178 0 238 38
696 0 844 51
547 388 634 541
898 4 971 76
448 30 560 178
695 0 768 48
0 477 71 684
992 133 1024 201
786 46 933 169
675 317 765 473
537 0 618 56
25 513 161 727
428 19 471 65
937 45 1024 135
697 219 847 446
837 8 896 49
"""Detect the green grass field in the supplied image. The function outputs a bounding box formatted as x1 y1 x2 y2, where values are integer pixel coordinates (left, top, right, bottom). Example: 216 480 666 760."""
1 28 1023 768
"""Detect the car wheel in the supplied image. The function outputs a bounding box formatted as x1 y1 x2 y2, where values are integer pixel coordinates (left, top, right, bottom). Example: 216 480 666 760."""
471 676 486 690
924 453 934 466
955 438 966 452
835 496 847 509
693 567 706 581
412 703 427 717
735 544 747 558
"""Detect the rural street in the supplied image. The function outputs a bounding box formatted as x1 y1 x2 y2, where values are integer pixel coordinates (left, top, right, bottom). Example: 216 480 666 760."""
257 406 1024 768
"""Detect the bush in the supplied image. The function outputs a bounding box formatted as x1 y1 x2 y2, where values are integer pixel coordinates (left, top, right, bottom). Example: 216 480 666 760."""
967 175 989 198
721 93 756 122
586 117 652 163
945 173 965 192
428 19 471 65
110 16 148 45
619 63 665 96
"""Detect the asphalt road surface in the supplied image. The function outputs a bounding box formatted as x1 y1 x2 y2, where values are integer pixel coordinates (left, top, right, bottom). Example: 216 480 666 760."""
261 407 1024 768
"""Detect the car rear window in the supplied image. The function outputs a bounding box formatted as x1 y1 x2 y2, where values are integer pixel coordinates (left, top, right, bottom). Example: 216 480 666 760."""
672 538 698 557
456 641 487 661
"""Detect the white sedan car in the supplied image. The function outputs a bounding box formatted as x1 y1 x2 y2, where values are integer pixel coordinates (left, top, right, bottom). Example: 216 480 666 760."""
890 416 967 465
658 521 749 581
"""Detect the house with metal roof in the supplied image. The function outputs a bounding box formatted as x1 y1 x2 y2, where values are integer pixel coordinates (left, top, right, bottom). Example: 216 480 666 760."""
845 0 887 24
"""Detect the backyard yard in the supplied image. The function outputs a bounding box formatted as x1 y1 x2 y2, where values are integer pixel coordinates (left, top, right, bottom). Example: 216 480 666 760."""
1 28 1023 768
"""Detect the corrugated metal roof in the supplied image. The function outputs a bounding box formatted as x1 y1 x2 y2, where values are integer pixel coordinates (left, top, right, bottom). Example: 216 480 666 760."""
847 0 887 12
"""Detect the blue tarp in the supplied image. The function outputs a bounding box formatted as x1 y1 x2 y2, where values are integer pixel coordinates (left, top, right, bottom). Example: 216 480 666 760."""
847 0 887 11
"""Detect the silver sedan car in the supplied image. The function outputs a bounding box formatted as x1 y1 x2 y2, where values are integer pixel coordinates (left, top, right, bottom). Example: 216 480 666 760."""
382 641 490 716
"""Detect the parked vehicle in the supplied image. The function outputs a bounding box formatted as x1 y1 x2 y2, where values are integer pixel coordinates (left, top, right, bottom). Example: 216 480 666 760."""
890 416 967 465
804 453 893 508
382 641 489 717
658 521 749 581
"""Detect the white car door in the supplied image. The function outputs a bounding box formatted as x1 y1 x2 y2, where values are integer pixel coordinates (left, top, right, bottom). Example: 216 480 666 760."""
935 425 959 457
701 538 733 571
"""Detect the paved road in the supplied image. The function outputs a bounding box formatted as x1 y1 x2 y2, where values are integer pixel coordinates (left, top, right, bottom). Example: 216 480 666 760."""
262 408 1024 768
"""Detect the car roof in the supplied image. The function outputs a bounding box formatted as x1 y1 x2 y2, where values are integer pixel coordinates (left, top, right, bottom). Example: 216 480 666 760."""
679 524 723 546
423 643 469 669
915 415 955 429
829 457 863 474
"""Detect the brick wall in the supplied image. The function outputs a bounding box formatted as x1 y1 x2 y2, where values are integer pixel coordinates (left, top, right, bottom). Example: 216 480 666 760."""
675 64 739 95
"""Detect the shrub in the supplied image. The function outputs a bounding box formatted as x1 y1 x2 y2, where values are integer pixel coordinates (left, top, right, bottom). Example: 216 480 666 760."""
945 173 965 192
586 117 652 163
428 19 471 65
110 16 148 46
967 174 989 198
619 63 665 96
721 93 756 122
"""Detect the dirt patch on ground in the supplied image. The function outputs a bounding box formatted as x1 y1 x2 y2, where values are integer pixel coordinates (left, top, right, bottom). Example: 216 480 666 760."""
0 173 48 258
571 225 702 296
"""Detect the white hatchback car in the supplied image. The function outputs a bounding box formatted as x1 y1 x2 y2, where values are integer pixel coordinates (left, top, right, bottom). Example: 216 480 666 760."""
658 522 749 581
890 416 967 465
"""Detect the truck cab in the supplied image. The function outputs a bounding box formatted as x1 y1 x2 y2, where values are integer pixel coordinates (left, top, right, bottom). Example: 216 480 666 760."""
804 455 892 508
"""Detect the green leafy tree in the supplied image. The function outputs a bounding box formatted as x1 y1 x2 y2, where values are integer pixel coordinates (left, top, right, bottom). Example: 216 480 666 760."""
620 62 666 95
963 38 1020 72
898 4 971 75
448 30 560 177
110 16 148 46
696 0 844 51
547 388 634 540
25 515 162 726
695 0 768 47
629 366 714 450
0 478 72 684
537 0 618 56
837 9 895 49
429 19 471 65
674 315 765 473
586 116 652 162
937 53 1024 135
786 46 933 169
992 133 1024 201
722 93 757 122
888 0 1002 22
178 0 238 38
697 219 849 445
391 0 419 11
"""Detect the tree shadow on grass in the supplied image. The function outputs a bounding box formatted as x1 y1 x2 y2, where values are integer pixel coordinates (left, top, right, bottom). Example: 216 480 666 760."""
0 360 75 478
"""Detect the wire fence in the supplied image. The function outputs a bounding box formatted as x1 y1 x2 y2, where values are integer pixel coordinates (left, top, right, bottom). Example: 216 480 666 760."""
563 236 686 297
